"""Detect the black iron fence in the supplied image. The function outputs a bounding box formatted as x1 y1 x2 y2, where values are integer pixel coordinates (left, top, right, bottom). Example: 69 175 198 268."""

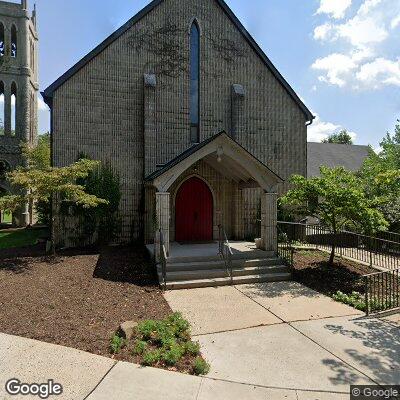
277 222 400 271
364 269 400 315
277 223 294 268
377 230 400 244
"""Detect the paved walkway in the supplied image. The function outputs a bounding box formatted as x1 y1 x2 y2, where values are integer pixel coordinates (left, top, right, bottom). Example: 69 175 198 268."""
165 281 400 397
0 282 398 399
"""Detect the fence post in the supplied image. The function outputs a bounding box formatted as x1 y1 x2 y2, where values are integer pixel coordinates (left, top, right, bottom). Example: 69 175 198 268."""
369 249 373 268
364 276 369 316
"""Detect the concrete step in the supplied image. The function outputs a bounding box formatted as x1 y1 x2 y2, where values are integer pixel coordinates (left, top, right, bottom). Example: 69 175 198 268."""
163 257 282 272
164 272 292 290
167 250 276 264
158 265 290 282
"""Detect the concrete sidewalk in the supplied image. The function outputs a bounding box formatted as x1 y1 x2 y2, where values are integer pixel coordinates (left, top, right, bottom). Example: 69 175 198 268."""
165 282 400 396
0 332 349 400
1 281 398 399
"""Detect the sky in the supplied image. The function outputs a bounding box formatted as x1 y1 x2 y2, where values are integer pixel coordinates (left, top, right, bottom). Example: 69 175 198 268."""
18 0 400 147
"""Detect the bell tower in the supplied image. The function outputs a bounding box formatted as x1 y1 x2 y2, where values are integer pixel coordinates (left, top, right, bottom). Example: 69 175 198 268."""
0 0 38 226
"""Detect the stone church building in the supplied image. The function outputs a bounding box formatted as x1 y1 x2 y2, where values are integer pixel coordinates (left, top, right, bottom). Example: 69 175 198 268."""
43 0 314 256
0 0 38 226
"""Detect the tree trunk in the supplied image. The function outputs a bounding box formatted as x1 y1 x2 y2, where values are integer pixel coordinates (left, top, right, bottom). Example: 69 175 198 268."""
50 195 56 255
329 244 335 265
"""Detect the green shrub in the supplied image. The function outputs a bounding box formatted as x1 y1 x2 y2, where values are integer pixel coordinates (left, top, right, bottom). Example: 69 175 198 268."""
137 319 160 341
135 314 208 374
142 349 161 366
193 357 210 375
166 312 190 337
161 343 185 366
332 291 366 311
132 340 148 355
110 334 126 354
66 160 122 246
185 341 200 356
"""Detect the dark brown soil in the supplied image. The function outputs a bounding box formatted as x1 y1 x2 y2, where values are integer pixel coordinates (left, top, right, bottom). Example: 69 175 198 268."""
0 245 172 360
293 250 378 296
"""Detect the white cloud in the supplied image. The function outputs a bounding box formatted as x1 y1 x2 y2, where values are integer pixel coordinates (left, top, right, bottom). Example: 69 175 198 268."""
313 23 334 40
391 15 400 29
38 97 49 111
312 0 400 89
316 0 352 19
308 113 357 142
312 53 357 87
356 57 400 87
337 16 388 47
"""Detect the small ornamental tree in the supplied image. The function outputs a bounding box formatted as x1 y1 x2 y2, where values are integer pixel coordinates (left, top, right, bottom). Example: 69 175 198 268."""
0 158 108 254
280 166 388 264
22 133 52 224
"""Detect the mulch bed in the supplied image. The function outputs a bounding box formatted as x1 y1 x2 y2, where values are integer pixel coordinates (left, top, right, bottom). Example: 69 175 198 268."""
292 250 378 296
0 245 172 361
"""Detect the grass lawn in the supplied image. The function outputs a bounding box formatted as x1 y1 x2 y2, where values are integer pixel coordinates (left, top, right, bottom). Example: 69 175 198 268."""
0 228 48 249
1 211 12 224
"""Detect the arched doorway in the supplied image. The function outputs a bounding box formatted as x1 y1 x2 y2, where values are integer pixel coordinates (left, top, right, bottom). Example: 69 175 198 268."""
0 186 12 225
175 177 213 242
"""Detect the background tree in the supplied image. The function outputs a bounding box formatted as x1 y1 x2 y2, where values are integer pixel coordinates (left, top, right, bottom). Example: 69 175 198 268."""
359 120 400 232
0 158 108 254
322 130 354 145
280 166 388 264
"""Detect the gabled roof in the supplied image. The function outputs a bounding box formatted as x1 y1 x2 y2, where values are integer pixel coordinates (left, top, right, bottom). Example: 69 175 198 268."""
42 0 314 121
146 131 283 183
307 142 371 178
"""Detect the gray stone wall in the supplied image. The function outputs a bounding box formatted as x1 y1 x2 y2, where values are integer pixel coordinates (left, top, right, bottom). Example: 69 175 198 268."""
0 0 38 225
51 0 308 243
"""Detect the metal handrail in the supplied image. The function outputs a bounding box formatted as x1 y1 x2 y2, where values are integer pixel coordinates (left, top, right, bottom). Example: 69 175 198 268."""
218 224 233 284
159 229 167 290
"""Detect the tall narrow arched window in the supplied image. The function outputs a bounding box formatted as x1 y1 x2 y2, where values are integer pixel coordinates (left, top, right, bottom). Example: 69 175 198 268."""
0 81 4 136
11 82 17 135
0 23 4 57
190 21 200 144
11 25 17 58
29 93 34 143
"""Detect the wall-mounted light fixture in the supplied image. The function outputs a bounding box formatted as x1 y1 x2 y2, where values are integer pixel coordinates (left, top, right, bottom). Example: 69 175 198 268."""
217 146 223 163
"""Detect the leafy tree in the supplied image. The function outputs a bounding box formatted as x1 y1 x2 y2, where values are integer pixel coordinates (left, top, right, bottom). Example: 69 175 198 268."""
359 120 400 232
21 133 52 224
0 159 108 254
22 133 51 170
281 166 388 264
322 130 353 145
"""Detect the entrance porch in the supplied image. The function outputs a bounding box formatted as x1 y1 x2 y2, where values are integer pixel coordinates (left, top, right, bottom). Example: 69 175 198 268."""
144 132 288 289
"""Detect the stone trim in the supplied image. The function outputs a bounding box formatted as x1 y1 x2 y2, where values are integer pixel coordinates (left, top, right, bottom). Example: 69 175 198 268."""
261 192 278 252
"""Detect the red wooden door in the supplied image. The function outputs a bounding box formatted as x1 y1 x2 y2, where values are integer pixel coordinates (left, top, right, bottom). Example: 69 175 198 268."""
175 177 213 242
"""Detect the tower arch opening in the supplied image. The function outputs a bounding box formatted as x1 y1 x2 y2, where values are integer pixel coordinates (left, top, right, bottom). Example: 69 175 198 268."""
11 24 17 58
0 22 4 57
11 82 17 135
0 81 4 135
